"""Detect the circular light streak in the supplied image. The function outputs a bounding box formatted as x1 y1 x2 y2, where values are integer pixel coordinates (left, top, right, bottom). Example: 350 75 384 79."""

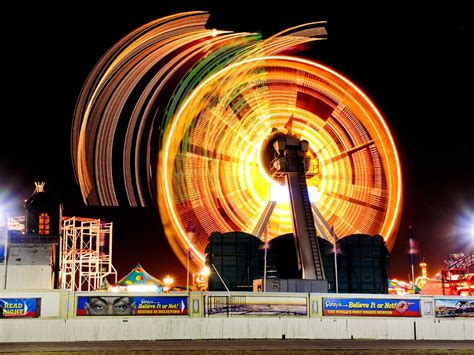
71 12 402 273
159 55 402 268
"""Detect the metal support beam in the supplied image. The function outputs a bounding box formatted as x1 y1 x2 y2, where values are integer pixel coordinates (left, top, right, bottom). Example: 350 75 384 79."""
311 203 335 242
252 201 277 239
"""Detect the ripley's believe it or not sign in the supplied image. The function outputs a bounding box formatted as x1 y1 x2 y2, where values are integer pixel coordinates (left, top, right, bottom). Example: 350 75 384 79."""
76 296 187 316
323 298 421 317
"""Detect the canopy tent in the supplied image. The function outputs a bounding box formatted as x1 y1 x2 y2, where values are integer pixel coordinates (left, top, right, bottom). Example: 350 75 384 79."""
112 263 164 292
388 278 421 295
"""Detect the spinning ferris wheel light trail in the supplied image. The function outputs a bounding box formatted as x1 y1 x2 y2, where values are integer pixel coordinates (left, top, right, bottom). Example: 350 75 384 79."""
71 12 402 274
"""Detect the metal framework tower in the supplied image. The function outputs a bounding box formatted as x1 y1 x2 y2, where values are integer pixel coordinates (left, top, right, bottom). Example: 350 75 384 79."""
60 216 117 291
270 136 325 280
441 252 474 296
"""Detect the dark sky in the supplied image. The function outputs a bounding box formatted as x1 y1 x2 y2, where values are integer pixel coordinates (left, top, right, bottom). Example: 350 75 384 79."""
1 1 471 285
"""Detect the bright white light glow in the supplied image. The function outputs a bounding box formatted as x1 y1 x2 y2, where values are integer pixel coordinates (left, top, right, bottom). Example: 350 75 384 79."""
457 208 474 247
126 284 158 293
163 275 174 286
201 266 211 277
270 184 289 202
270 184 320 202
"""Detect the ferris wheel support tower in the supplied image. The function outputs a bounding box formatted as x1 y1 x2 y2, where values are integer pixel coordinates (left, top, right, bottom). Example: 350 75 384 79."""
268 135 326 280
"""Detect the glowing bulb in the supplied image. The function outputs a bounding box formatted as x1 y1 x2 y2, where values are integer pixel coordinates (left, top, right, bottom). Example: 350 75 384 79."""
126 284 158 292
163 275 174 286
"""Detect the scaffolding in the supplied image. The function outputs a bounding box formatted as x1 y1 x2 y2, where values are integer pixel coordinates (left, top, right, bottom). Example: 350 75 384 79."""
441 252 474 296
60 216 117 291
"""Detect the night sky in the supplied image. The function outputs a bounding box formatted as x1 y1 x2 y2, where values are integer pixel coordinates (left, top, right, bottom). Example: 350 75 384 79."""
1 2 471 285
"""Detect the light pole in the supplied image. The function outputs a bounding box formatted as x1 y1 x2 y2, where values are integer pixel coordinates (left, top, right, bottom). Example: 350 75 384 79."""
263 229 269 292
1 207 8 289
408 225 418 293
186 221 195 292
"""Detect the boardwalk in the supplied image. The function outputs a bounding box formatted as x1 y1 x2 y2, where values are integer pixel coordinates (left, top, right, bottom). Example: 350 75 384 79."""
1 339 473 354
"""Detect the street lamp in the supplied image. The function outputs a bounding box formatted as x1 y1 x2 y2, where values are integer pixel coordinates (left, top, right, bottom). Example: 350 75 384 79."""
0 206 8 289
193 266 210 291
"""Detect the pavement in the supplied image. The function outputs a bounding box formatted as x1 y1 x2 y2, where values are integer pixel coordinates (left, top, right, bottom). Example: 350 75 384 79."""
0 339 473 354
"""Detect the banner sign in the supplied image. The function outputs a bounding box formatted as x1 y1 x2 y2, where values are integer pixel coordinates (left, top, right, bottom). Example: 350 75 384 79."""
77 296 188 316
206 295 307 316
0 298 41 318
435 299 474 317
323 297 420 317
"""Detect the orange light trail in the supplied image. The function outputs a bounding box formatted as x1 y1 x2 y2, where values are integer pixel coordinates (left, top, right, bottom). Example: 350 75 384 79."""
71 12 401 272
160 56 402 267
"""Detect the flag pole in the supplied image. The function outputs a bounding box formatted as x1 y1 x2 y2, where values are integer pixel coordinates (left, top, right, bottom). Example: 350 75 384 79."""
332 225 338 294
2 212 8 289
187 248 190 292
408 225 416 292
186 220 194 293
263 228 268 292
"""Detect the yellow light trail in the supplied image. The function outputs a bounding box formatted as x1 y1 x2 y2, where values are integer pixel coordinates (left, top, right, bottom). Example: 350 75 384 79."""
71 12 401 272
160 56 402 268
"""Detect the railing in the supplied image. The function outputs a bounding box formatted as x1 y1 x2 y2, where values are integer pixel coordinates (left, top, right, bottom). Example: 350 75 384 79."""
8 233 59 244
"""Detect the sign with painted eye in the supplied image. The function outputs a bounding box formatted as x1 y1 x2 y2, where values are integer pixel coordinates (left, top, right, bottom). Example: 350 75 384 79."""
76 296 188 316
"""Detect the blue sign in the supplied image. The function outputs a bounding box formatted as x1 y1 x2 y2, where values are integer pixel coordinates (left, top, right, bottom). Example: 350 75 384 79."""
77 295 188 316
0 298 41 318
323 297 421 317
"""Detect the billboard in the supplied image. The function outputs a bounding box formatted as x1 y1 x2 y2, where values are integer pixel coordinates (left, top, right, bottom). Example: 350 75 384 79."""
77 296 188 316
0 298 41 318
435 299 474 317
206 295 307 316
323 297 421 317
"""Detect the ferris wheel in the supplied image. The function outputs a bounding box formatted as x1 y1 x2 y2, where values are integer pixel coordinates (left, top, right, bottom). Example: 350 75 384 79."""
159 55 402 270
72 12 402 273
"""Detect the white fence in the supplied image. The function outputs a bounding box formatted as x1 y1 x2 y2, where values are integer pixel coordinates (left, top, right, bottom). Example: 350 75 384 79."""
0 290 472 342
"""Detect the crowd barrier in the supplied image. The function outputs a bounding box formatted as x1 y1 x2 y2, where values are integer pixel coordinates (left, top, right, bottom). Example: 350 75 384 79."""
0 290 472 342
